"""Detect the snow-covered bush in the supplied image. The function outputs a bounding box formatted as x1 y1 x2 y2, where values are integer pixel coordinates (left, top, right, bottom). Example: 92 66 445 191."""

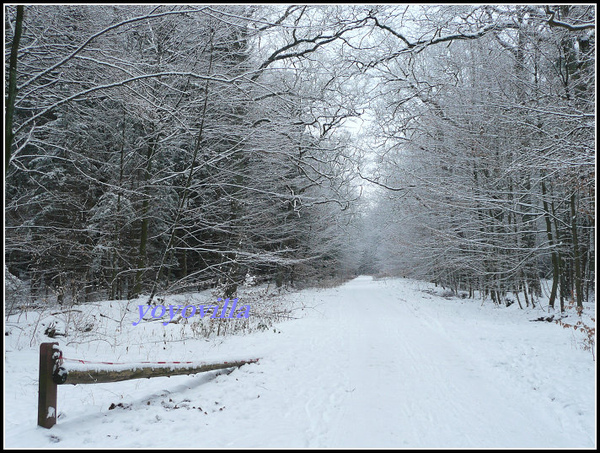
5 266 30 317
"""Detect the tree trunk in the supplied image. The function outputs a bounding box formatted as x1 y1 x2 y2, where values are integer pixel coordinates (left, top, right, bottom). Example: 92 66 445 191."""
133 139 156 298
5 5 24 174
570 193 583 309
541 179 559 310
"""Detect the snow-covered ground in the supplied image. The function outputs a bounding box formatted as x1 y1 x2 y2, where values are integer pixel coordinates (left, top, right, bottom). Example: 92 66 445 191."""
4 276 596 448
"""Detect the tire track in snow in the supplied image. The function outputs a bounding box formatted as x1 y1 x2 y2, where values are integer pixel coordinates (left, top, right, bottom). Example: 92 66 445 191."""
291 276 587 448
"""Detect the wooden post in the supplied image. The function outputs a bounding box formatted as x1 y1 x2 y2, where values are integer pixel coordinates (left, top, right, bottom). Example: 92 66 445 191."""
38 342 59 428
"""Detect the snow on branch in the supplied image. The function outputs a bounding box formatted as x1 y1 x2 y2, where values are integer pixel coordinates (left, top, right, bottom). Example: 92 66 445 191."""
545 6 596 31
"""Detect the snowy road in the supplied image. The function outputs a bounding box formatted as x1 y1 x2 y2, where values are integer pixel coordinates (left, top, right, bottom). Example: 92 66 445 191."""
5 276 595 448
239 276 593 448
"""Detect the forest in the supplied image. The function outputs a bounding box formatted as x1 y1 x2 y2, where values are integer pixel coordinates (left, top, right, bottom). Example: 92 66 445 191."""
5 4 595 311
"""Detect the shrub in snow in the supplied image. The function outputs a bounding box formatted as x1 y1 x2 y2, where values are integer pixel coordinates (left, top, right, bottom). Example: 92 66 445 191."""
243 272 257 287
5 266 29 316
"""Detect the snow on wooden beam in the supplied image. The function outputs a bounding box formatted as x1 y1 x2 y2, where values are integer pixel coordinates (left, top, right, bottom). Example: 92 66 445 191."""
59 358 260 385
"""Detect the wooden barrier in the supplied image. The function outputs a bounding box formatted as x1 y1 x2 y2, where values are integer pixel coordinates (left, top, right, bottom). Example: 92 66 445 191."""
37 342 259 428
38 342 59 428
